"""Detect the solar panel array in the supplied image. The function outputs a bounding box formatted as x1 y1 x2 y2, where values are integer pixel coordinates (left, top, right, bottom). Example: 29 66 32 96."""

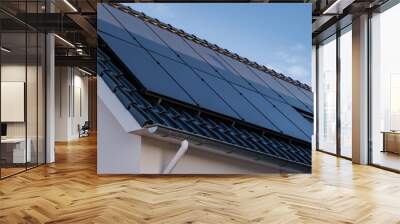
98 4 313 142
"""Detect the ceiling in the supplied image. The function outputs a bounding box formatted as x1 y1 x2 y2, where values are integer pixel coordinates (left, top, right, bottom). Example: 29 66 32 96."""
1 0 395 67
311 0 390 43
0 0 99 71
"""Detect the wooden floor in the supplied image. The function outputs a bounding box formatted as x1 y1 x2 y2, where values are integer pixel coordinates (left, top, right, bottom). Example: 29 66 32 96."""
1 135 400 224
1 167 26 178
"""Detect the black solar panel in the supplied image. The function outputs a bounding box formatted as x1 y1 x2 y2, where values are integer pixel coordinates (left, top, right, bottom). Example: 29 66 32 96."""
151 53 239 118
98 4 313 143
275 78 313 111
148 23 220 77
248 67 312 112
185 40 253 87
104 4 181 61
236 86 309 141
97 4 134 44
196 70 280 132
99 32 195 105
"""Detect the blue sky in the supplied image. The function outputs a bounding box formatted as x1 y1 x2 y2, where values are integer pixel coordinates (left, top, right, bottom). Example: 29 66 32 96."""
124 3 312 85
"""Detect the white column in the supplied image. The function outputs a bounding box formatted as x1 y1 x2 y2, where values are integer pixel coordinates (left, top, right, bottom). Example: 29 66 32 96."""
45 0 56 163
46 32 55 163
352 14 369 164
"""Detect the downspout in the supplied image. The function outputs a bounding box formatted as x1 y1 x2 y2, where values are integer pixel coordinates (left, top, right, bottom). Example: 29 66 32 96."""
162 140 189 174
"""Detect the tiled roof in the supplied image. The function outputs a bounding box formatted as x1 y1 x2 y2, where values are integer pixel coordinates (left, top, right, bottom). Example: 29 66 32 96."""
110 3 312 91
97 48 311 170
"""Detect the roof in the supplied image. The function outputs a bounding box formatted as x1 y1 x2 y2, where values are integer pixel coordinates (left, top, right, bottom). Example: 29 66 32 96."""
97 49 311 170
97 3 312 171
111 3 312 91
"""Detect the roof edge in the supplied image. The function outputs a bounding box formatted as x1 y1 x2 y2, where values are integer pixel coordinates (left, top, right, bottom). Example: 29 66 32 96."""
109 3 312 91
132 124 311 172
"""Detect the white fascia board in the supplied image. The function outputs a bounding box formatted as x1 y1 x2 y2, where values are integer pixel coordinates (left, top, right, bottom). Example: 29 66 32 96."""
97 76 141 132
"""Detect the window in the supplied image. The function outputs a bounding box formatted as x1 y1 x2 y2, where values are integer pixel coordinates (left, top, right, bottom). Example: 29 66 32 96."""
0 1 46 179
339 27 352 158
317 35 337 154
370 3 400 171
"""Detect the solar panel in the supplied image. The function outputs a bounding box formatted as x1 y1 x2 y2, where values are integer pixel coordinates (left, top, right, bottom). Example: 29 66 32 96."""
217 53 285 102
275 78 313 110
196 71 280 132
248 67 311 112
151 52 238 118
99 32 194 105
299 87 314 101
236 86 309 141
146 22 219 77
272 100 313 137
99 5 313 142
102 4 181 62
97 4 134 44
295 88 313 105
184 40 252 87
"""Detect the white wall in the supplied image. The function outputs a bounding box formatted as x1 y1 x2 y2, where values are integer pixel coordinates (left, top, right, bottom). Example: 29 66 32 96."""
97 77 142 174
141 137 280 174
97 98 142 174
55 67 69 141
1 64 26 81
71 73 89 138
54 67 89 141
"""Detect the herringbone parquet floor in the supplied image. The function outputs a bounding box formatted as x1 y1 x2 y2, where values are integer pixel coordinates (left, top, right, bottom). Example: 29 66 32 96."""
1 135 400 224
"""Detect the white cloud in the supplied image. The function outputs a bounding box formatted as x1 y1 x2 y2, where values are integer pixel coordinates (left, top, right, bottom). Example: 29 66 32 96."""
287 65 308 79
152 4 175 18
276 51 301 64
273 45 310 84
